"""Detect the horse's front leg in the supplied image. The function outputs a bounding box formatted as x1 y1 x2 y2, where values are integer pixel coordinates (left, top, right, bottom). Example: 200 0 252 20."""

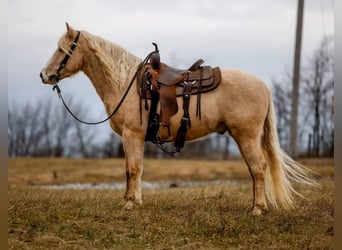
121 130 145 210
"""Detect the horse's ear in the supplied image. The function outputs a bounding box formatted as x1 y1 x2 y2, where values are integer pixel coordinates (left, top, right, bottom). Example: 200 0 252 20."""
65 22 76 37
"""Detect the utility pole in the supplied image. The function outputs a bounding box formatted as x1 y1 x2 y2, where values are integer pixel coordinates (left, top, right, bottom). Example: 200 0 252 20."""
290 0 304 159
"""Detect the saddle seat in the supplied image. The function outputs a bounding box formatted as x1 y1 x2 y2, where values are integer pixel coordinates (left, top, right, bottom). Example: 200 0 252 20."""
156 59 205 86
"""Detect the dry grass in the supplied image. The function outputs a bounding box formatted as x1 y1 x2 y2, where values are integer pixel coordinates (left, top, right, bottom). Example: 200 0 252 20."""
8 157 333 185
8 157 334 249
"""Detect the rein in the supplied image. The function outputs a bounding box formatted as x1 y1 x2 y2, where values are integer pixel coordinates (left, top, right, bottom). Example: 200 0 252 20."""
52 36 156 125
51 38 177 156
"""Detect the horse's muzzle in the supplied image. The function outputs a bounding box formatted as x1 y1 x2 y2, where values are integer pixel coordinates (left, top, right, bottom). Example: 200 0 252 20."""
40 71 57 84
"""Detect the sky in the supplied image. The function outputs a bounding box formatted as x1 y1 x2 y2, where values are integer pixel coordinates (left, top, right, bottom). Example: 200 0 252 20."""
8 0 334 123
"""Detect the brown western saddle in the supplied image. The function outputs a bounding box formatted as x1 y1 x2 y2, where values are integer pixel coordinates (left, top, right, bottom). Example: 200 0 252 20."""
138 43 221 153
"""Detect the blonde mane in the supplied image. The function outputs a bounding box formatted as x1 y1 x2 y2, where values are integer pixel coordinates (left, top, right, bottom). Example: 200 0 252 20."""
81 31 141 89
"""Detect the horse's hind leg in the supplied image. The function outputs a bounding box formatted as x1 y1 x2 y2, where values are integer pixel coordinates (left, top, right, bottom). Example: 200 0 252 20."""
121 130 144 210
235 135 268 215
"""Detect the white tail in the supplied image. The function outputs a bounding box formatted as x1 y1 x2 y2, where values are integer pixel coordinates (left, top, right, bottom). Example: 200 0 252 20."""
262 90 318 208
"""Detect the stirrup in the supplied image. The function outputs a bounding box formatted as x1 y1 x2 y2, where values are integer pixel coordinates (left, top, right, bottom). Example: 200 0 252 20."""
157 125 173 142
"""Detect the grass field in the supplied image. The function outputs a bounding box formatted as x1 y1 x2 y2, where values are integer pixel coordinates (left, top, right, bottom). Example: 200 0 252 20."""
8 158 334 249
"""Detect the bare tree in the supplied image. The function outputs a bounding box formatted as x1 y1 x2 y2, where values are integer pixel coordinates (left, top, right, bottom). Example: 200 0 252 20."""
8 101 45 156
270 36 334 157
271 74 292 151
35 99 55 156
50 99 74 157
63 98 96 157
301 36 334 156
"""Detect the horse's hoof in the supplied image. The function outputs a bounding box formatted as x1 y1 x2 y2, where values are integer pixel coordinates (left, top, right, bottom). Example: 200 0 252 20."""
123 201 134 210
121 200 142 210
251 208 263 216
251 206 267 216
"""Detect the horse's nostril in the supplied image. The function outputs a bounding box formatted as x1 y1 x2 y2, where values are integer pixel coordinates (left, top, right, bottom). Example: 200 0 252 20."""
40 72 43 80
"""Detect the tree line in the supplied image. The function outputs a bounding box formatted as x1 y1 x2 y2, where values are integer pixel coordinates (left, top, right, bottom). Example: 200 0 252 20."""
8 36 333 158
8 97 123 158
8 95 232 159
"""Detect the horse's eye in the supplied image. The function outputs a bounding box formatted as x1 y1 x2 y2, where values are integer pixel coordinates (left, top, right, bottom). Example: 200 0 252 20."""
58 48 63 53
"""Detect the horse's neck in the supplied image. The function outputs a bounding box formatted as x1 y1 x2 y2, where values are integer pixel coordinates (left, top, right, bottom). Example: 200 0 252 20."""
81 35 141 103
81 55 110 101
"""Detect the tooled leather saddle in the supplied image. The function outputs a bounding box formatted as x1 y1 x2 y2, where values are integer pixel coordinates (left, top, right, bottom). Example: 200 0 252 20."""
138 43 221 153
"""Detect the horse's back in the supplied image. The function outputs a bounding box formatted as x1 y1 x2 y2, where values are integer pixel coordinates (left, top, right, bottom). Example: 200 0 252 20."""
220 69 269 96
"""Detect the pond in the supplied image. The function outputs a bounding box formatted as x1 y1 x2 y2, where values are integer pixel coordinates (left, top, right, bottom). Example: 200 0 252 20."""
35 179 241 190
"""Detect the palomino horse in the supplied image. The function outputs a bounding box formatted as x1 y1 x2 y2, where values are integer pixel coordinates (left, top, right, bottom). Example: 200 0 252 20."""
40 23 315 215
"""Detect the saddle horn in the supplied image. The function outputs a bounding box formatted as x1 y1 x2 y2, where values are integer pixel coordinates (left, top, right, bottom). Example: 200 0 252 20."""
152 42 159 52
150 42 160 70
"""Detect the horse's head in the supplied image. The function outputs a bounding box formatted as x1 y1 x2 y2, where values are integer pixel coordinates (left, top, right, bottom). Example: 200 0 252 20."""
40 23 84 84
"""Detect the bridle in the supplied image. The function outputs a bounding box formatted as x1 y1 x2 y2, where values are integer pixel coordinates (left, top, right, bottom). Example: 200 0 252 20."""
53 30 81 83
51 36 158 125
